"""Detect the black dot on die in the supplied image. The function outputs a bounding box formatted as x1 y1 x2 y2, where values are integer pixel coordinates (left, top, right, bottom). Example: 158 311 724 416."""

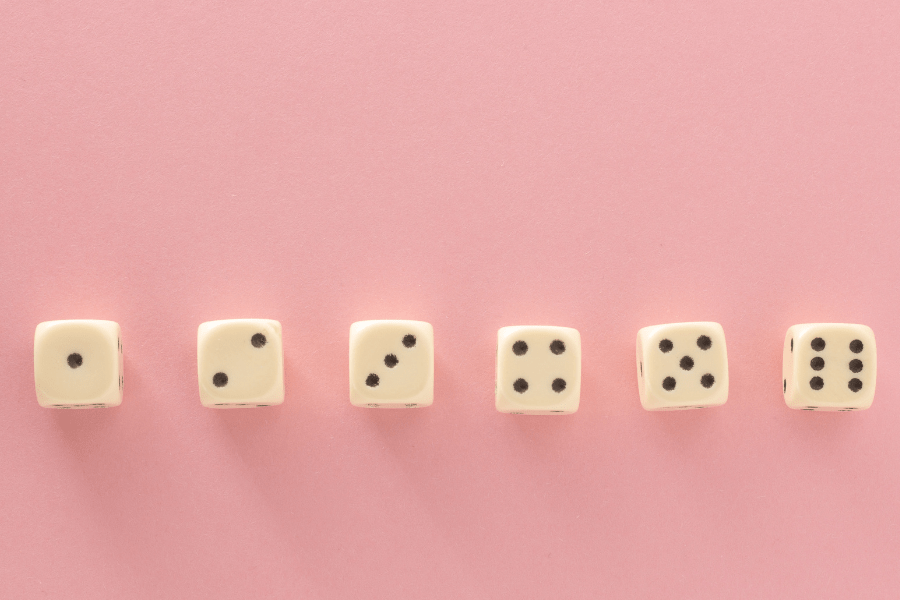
402 334 417 348
659 339 674 353
811 337 826 351
549 340 566 355
849 359 863 373
662 377 676 391
784 379 787 393
700 373 715 388
512 341 528 355
551 378 566 393
679 356 694 371
212 372 228 387
810 376 824 391
810 357 825 371
513 378 529 393
251 333 267 348
697 335 712 350
67 353 83 368
384 354 398 368
790 338 793 352
365 373 380 387
849 339 864 353
848 378 863 393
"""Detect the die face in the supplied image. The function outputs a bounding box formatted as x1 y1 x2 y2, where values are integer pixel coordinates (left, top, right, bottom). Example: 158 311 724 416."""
349 320 434 408
34 320 123 408
197 319 284 408
495 326 581 415
783 323 876 411
636 322 728 410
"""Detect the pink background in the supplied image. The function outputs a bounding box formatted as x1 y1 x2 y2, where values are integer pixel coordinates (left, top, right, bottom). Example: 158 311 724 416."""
1 1 899 598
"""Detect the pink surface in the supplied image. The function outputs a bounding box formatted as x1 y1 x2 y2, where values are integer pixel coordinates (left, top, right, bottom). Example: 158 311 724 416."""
1 2 899 598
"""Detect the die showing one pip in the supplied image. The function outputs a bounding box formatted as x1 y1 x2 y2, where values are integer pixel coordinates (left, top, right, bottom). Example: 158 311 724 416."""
349 320 434 408
636 322 729 410
34 320 124 409
197 319 284 408
495 326 581 415
783 323 876 411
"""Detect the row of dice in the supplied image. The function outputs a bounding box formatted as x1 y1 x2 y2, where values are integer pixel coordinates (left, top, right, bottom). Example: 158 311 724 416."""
33 319 877 413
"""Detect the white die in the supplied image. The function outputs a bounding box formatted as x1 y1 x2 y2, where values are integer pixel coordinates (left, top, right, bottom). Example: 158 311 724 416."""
197 319 284 408
34 320 124 409
783 323 876 411
636 322 729 410
349 320 434 408
495 326 581 415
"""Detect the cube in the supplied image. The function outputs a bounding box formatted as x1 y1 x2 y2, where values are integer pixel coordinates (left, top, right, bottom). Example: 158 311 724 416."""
197 319 284 408
495 326 581 415
349 320 433 408
636 322 729 410
34 320 124 409
783 323 876 411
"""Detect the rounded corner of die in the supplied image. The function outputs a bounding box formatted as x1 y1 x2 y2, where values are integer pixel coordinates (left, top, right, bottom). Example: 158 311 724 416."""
262 393 285 408
413 395 434 409
857 324 876 347
562 397 581 414
261 319 283 337
94 319 121 332
710 389 730 408
34 390 53 409
348 393 370 408
494 391 514 413
790 324 812 344
413 319 434 334
562 327 582 349
349 320 378 339
197 320 217 339
635 328 646 347
635 324 654 338
559 324 580 338
638 394 657 412
782 327 796 348
197 388 214 407
784 398 806 411
34 320 52 339
782 388 805 410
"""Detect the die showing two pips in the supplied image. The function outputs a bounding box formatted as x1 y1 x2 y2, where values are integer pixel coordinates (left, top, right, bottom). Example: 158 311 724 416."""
33 319 878 412
197 319 285 408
